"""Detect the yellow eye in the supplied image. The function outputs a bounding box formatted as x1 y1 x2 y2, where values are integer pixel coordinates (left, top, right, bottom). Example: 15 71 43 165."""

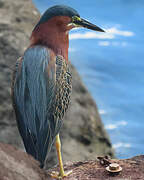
72 16 81 22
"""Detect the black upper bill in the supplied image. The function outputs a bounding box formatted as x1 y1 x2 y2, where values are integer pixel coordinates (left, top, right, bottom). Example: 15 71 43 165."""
75 18 105 32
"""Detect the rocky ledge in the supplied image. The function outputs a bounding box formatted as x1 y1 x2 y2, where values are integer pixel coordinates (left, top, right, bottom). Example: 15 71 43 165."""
0 0 114 169
0 143 143 180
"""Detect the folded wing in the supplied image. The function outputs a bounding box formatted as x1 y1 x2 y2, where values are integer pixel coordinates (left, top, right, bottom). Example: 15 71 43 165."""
12 45 62 167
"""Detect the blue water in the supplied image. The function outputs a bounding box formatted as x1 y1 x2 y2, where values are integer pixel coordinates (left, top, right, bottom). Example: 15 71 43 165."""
33 0 144 159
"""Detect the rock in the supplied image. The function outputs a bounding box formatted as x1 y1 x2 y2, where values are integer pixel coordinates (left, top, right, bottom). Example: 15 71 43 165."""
0 143 47 180
48 155 144 180
0 0 114 169
0 143 143 180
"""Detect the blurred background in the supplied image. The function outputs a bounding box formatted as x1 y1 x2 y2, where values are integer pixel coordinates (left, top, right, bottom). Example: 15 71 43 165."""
33 0 144 159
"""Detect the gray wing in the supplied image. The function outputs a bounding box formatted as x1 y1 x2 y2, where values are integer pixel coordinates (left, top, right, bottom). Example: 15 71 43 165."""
12 45 62 167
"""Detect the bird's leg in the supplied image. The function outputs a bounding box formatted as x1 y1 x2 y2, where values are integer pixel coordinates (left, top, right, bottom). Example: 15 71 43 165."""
56 134 65 177
50 134 72 179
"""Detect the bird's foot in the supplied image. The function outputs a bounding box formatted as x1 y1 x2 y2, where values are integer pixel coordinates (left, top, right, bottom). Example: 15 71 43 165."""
50 170 72 179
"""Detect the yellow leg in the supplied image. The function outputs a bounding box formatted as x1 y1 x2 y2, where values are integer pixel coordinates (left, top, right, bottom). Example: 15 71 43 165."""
56 134 65 177
50 134 72 179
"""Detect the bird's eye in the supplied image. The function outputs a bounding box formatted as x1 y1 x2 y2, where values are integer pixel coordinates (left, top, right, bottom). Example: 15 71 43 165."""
72 16 81 23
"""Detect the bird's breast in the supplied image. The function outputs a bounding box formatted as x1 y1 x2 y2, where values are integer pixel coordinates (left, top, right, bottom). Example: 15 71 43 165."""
53 55 72 120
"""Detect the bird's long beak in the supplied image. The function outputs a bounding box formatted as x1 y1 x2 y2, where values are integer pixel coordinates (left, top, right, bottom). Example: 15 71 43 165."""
78 18 105 32
71 16 105 32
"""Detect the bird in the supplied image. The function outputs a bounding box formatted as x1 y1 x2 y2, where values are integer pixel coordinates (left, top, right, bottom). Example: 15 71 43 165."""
11 5 104 179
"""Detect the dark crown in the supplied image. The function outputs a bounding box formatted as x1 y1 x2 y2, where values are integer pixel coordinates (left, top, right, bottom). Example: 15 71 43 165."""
37 5 80 26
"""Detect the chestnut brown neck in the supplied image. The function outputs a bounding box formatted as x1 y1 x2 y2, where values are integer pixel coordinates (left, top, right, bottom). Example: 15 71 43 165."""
30 17 70 61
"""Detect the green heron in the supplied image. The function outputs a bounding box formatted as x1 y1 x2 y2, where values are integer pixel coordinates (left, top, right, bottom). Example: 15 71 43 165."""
12 5 104 178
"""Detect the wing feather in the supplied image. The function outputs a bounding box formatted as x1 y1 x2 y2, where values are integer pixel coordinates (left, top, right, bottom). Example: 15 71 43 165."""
12 45 62 166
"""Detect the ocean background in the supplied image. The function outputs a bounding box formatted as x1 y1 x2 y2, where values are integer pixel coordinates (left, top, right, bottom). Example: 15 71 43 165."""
33 0 144 159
